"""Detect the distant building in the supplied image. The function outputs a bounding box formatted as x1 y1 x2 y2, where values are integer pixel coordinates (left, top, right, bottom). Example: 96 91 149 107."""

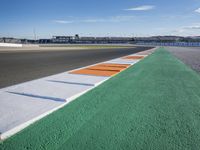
0 37 22 43
52 36 73 43
108 37 134 43
38 39 52 44
74 34 79 40
134 36 184 43
2 35 200 45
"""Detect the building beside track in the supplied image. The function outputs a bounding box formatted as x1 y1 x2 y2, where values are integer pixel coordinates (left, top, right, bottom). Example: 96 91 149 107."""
0 35 135 44
1 35 200 46
49 36 134 44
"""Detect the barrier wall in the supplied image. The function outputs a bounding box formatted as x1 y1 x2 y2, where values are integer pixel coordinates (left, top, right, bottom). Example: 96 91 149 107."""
136 42 200 47
0 43 23 47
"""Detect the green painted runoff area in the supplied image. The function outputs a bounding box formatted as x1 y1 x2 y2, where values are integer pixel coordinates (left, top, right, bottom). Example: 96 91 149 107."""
1 48 200 150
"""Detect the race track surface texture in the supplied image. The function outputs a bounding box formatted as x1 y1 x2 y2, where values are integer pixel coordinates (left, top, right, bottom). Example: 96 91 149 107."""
167 46 200 73
1 48 200 150
0 47 151 88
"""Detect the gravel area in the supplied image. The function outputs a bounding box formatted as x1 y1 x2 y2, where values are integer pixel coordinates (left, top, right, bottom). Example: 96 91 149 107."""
166 47 200 73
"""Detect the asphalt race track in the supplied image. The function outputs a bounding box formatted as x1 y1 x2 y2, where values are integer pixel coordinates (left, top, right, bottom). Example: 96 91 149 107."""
0 46 152 88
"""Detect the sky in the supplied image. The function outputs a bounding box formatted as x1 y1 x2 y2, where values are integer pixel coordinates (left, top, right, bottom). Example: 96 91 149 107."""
1 0 200 39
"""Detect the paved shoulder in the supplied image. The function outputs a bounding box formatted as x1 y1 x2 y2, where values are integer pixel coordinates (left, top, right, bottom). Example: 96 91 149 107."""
166 47 200 73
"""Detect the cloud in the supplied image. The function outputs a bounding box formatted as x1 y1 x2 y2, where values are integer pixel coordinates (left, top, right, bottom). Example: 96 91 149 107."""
110 15 135 22
173 28 185 34
124 5 155 11
195 8 200 13
183 25 200 30
82 19 106 23
53 16 135 24
53 20 74 24
171 24 200 36
154 27 167 31
82 16 135 23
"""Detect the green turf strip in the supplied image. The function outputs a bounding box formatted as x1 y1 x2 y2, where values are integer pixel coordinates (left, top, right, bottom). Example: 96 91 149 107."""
1 48 200 150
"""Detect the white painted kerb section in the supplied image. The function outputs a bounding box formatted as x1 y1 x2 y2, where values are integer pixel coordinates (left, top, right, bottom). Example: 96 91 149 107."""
0 43 22 47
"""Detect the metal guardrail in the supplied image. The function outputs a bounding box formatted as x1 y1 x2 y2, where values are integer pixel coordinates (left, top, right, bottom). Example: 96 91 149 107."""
136 42 200 47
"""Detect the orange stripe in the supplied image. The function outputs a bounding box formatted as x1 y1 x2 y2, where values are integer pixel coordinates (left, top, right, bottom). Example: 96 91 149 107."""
136 52 151 55
122 56 145 60
97 63 130 68
70 63 131 76
70 69 119 76
88 66 125 72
